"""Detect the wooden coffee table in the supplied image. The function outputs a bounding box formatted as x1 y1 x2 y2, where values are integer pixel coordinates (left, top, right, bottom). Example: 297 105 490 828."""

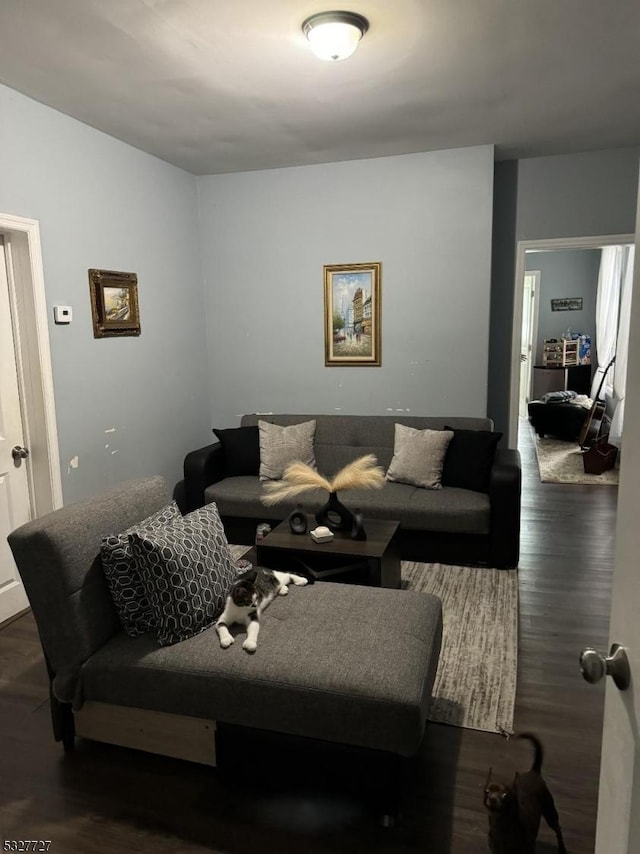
255 515 401 589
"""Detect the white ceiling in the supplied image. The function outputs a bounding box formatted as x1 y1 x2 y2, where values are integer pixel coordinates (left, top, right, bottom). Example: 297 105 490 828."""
1 0 639 176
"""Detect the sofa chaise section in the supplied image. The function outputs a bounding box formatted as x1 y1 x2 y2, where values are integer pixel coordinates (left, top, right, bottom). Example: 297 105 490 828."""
8 476 443 766
80 581 441 757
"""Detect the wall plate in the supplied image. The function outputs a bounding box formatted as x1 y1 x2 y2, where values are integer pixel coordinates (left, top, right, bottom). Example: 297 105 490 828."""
54 305 73 323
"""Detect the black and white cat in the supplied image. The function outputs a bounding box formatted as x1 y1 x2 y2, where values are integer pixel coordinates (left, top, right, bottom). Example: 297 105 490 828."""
215 566 309 653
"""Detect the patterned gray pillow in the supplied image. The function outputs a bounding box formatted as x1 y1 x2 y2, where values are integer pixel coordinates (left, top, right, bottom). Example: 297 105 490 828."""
101 501 181 637
386 424 454 489
258 419 317 481
130 503 235 647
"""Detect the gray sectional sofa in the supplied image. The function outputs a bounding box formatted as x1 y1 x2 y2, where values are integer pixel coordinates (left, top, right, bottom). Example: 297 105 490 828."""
184 413 521 568
8 476 443 783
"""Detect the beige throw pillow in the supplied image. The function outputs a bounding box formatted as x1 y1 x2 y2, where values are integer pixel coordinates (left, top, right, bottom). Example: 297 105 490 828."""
258 419 317 481
386 424 454 490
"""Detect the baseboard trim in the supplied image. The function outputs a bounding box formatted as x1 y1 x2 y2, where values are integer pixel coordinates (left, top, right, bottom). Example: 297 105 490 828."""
0 606 31 631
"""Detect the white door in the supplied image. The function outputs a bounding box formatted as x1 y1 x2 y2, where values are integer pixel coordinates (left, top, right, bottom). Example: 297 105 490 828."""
0 237 31 623
519 270 539 417
594 180 640 851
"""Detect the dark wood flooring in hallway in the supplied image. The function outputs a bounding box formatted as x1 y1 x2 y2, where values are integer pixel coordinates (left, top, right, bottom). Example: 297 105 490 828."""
0 421 618 853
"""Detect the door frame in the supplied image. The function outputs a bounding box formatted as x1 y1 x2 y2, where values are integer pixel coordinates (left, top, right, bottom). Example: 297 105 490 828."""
0 213 62 515
508 233 636 448
519 269 540 417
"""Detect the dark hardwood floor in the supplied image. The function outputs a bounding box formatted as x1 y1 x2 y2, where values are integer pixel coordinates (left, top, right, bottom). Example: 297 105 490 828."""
0 421 617 853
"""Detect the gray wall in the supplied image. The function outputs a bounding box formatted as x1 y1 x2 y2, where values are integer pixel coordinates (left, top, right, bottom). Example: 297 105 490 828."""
197 146 495 430
516 149 640 241
0 84 211 504
489 161 518 433
525 248 601 363
488 148 639 436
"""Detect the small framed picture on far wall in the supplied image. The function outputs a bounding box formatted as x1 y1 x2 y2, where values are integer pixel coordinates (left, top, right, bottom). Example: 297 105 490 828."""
551 297 583 311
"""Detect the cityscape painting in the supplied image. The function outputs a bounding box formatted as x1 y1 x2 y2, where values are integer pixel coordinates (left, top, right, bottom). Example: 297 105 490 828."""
324 262 381 366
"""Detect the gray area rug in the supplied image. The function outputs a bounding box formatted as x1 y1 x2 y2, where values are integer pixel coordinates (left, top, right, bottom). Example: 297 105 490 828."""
230 545 517 735
402 561 517 734
535 436 619 485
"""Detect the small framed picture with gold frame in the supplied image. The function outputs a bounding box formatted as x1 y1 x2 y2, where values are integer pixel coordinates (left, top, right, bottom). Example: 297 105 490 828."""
324 262 381 366
88 269 141 338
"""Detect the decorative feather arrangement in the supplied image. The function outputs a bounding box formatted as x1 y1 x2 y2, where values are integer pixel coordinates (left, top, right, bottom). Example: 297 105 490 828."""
261 454 385 506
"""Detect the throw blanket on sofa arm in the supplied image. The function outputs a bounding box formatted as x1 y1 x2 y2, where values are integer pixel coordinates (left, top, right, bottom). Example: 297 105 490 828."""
541 390 578 404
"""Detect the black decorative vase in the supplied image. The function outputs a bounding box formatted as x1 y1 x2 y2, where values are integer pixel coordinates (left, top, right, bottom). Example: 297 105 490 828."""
351 508 366 540
287 504 308 535
315 491 354 532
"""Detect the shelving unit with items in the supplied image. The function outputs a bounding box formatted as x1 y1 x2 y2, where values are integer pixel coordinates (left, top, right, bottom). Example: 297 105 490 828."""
542 338 579 367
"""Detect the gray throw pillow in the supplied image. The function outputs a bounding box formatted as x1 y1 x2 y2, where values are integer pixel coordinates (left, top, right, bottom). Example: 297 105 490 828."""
101 501 181 637
258 419 317 481
386 424 454 490
130 503 236 647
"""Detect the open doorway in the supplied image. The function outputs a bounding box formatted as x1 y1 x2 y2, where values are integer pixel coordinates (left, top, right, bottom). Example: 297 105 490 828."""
0 213 62 626
509 234 635 451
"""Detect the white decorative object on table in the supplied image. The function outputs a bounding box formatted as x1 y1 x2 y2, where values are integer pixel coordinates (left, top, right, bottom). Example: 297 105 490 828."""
310 526 334 543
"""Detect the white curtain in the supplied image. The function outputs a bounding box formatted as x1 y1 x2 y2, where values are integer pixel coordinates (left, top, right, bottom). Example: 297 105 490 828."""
609 246 635 447
591 246 623 400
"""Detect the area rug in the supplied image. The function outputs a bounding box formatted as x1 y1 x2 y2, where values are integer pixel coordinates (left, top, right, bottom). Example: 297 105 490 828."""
230 545 517 735
535 436 619 485
402 561 517 734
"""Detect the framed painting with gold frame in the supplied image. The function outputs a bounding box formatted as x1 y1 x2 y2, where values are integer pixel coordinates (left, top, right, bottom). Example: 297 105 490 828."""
89 269 141 338
324 262 381 366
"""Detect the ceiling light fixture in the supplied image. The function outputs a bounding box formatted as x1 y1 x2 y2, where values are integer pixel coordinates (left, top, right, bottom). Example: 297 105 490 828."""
302 11 369 62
